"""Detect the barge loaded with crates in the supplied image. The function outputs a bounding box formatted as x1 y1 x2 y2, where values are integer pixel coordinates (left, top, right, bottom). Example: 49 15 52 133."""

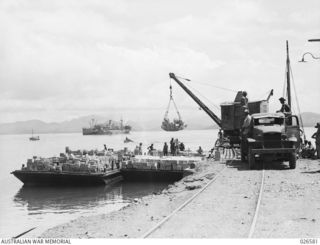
12 145 202 185
11 148 122 186
121 155 199 181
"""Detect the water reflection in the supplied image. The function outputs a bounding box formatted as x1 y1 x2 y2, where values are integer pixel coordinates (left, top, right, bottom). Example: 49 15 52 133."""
13 181 171 215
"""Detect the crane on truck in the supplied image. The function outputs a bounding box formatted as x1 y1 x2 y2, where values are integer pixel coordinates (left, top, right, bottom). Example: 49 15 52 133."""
169 41 302 170
169 73 272 147
169 73 222 127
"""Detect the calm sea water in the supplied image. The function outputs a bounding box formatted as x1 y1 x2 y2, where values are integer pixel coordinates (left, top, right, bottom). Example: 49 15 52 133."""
0 127 316 237
0 129 220 237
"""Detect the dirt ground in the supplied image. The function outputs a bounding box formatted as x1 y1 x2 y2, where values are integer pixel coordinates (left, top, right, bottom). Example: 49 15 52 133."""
40 158 320 238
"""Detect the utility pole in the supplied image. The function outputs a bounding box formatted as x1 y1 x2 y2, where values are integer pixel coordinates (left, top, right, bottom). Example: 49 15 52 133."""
286 40 291 108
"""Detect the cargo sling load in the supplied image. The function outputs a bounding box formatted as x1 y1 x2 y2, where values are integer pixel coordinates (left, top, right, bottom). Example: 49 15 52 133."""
161 84 187 131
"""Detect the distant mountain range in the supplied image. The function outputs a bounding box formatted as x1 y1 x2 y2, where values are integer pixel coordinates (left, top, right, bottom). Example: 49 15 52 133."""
0 112 318 135
0 114 218 135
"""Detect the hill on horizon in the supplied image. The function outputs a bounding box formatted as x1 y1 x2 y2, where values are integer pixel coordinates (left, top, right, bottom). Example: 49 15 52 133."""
0 111 318 135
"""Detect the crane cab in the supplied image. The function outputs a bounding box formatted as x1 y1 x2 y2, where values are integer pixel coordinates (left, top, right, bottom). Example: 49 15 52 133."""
220 91 270 146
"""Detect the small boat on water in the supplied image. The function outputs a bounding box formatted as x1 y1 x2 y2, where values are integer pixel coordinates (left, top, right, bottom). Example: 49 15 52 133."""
124 137 133 143
29 129 40 141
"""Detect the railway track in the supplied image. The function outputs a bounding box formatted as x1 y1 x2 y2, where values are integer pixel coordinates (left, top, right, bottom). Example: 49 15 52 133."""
142 149 267 238
141 165 228 238
248 167 265 238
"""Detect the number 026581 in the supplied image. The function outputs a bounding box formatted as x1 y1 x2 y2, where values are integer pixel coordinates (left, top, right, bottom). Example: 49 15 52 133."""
300 239 318 244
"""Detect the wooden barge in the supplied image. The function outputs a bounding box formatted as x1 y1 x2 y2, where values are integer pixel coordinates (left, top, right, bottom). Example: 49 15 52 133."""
12 152 200 186
11 169 122 186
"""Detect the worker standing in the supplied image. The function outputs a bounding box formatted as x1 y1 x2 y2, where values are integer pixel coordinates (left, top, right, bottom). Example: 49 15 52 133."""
197 146 203 155
311 123 320 159
147 144 154 155
242 109 252 136
138 142 143 155
170 138 175 155
174 138 179 155
240 91 249 108
163 142 168 156
241 109 252 158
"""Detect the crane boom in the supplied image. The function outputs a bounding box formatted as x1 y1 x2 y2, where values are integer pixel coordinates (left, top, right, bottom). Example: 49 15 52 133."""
169 73 222 127
266 89 274 102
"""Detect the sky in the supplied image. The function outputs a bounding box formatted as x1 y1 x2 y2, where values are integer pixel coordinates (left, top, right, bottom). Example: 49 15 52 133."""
0 0 319 124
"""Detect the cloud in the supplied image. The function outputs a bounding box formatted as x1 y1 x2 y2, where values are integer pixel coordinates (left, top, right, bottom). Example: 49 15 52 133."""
0 0 319 123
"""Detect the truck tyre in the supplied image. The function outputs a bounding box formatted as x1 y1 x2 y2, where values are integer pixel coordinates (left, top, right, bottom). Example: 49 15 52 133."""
248 147 255 170
289 152 296 169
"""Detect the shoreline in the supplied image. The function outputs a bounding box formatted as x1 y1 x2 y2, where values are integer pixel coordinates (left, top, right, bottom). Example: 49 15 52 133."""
40 159 225 238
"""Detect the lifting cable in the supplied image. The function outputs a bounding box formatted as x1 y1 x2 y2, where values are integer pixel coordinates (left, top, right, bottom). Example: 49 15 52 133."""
176 75 238 93
289 66 306 140
179 75 272 103
174 76 222 111
282 64 287 98
185 81 221 111
163 83 182 121
282 60 306 140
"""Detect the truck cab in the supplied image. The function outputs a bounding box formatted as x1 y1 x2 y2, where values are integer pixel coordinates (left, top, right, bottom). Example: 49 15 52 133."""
241 112 300 169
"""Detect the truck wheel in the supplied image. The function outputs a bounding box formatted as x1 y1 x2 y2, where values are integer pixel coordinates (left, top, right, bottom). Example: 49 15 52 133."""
248 147 255 170
289 152 296 169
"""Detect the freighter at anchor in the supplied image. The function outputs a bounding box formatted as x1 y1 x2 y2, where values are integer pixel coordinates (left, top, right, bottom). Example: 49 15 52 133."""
82 119 131 135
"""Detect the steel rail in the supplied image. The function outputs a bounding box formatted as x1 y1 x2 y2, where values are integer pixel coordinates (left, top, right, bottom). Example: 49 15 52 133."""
12 227 36 239
248 167 266 238
141 165 227 238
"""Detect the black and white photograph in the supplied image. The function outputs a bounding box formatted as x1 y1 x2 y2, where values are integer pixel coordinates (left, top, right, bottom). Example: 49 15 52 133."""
0 0 319 243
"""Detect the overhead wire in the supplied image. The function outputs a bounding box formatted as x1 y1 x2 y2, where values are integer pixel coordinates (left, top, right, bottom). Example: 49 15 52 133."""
177 75 273 106
175 75 234 111
175 77 221 112
176 76 238 93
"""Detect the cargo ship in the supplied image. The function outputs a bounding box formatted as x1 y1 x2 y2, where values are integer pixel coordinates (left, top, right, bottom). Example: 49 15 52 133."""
82 119 131 135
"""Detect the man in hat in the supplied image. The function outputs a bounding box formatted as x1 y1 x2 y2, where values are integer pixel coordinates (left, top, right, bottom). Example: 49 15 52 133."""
311 123 320 159
277 97 291 116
